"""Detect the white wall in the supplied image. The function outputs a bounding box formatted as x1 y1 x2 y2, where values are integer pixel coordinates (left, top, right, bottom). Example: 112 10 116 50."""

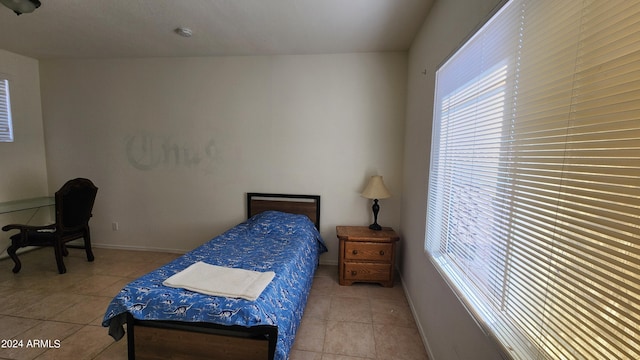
401 0 506 359
38 53 406 263
0 50 49 252
0 50 47 202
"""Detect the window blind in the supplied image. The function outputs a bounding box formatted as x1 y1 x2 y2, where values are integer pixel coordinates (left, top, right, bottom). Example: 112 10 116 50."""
0 78 13 142
425 0 640 359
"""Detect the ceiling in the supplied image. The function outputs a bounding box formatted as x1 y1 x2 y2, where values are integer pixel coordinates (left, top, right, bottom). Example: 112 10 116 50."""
0 0 433 59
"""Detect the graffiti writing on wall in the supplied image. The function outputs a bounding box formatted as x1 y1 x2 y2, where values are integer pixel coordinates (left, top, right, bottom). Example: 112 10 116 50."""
125 134 217 174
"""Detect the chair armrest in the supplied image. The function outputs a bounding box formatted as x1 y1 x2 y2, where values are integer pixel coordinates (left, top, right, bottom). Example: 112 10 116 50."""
2 223 56 232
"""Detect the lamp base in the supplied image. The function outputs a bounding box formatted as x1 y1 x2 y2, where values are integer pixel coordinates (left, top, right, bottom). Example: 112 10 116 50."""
368 199 383 230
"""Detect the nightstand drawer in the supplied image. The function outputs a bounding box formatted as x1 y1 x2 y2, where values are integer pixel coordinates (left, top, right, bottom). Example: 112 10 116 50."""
344 242 392 262
344 262 392 281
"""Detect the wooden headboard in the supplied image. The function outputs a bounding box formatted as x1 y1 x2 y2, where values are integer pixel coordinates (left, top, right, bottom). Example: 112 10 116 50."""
246 192 321 230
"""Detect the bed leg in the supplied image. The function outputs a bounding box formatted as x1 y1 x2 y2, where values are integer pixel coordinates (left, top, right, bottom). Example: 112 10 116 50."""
127 313 136 360
267 327 277 360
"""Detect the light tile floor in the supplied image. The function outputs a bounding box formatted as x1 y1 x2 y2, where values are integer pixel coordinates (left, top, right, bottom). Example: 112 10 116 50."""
0 247 428 360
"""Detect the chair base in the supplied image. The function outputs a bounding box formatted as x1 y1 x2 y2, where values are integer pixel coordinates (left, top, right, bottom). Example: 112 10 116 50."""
6 244 22 274
7 240 94 275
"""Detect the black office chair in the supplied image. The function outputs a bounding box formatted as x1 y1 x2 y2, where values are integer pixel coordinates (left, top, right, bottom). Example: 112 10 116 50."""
2 178 98 274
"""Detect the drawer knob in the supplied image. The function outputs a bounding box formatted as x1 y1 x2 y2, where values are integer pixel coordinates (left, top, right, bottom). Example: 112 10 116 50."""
352 250 358 255
351 270 357 276
379 250 385 256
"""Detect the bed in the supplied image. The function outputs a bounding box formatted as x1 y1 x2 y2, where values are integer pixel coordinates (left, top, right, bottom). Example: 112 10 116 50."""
102 193 326 360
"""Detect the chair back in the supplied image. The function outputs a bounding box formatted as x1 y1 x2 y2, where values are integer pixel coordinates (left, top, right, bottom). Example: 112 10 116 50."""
55 178 98 232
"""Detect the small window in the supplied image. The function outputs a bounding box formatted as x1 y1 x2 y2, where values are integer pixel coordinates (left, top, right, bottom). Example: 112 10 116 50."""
0 78 14 142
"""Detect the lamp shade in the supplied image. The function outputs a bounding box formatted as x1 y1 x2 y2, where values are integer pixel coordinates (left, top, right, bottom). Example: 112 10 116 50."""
0 0 40 14
361 175 391 200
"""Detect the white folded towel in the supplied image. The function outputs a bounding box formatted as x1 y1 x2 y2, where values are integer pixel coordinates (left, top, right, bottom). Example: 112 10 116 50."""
162 261 275 301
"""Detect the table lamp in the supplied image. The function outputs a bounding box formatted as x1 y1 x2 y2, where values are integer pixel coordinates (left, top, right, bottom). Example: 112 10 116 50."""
0 0 40 15
361 175 391 230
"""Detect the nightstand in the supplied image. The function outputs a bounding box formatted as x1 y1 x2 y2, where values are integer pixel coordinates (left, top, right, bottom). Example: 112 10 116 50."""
336 226 399 287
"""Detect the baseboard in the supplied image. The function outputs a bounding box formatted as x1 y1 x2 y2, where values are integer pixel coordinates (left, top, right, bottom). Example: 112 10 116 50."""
318 259 338 266
93 243 186 255
95 243 337 266
0 243 188 261
398 269 436 360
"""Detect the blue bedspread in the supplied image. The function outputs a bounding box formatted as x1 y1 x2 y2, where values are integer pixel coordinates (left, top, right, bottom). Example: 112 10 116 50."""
102 211 327 360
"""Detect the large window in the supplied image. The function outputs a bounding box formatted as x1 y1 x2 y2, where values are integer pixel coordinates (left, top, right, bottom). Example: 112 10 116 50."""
425 0 640 359
0 78 13 142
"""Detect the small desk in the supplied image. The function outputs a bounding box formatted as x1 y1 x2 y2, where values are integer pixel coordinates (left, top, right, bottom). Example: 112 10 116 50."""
0 197 55 262
0 197 55 214
0 197 55 231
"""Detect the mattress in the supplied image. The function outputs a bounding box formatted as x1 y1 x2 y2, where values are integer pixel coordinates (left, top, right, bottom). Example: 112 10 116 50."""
102 210 327 360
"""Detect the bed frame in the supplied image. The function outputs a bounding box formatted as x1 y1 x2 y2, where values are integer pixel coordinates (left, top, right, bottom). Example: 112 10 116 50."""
124 192 321 360
246 192 320 230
